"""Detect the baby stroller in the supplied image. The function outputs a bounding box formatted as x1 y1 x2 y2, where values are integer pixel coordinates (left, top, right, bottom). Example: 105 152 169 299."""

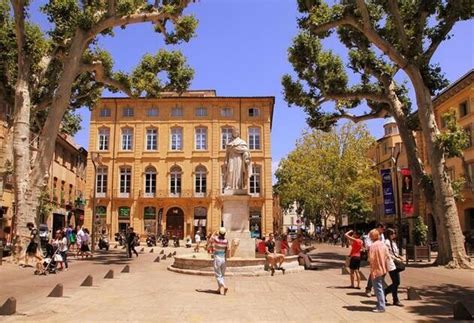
38 243 59 275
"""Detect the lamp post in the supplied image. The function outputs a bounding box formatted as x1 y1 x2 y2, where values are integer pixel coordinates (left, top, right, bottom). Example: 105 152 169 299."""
90 152 102 252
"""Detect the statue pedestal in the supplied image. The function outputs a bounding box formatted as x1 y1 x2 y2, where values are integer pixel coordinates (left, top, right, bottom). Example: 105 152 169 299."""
222 195 255 258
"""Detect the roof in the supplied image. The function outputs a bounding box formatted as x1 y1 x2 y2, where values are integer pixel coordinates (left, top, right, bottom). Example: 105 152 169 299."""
99 93 276 129
432 69 474 107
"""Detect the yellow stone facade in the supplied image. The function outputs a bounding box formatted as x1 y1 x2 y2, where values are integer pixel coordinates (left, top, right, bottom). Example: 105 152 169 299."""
428 70 474 236
84 91 274 240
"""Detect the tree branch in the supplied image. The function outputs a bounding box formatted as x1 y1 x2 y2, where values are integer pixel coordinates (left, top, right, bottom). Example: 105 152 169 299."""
424 17 457 61
325 91 391 104
337 109 388 123
79 61 133 97
387 0 409 52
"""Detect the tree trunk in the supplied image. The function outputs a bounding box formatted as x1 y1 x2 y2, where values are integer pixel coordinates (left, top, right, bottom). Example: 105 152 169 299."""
408 68 472 268
12 78 34 262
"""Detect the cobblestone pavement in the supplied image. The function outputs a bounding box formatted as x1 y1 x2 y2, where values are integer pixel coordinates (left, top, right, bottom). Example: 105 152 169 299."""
0 244 473 322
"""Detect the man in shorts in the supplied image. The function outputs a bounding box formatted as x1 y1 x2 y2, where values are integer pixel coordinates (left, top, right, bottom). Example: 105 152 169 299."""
265 233 285 276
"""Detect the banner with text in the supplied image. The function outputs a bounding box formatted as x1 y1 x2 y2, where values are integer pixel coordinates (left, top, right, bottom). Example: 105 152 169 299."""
381 169 396 215
401 168 414 217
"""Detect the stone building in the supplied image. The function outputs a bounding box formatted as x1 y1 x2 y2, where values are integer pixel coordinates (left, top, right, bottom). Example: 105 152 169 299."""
84 91 274 239
0 129 87 242
368 69 474 242
425 69 474 239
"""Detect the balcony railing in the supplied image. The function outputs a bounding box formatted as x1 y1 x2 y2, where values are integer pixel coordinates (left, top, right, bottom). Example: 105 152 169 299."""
138 189 211 198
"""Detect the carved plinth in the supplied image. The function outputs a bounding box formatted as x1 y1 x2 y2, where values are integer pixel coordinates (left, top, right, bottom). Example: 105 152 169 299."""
222 195 255 258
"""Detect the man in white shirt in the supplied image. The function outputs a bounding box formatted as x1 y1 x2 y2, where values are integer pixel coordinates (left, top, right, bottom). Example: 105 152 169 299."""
194 230 202 253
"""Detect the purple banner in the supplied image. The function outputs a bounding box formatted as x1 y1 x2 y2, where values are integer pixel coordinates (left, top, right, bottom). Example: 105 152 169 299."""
381 169 395 215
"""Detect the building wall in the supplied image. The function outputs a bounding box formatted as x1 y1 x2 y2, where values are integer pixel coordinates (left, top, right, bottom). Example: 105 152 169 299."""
429 71 474 234
84 94 274 239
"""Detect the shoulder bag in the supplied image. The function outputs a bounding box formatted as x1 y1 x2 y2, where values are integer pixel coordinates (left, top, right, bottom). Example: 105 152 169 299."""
389 240 405 272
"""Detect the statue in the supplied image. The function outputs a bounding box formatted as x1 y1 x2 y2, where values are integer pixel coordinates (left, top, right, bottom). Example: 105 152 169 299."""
223 128 251 193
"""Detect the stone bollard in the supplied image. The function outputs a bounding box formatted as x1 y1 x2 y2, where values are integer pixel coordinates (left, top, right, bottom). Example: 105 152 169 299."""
121 265 130 273
160 250 164 255
167 252 173 258
161 255 167 260
407 287 422 300
48 284 63 297
341 266 350 275
453 301 473 320
114 244 118 249
0 297 16 316
149 248 154 253
172 251 177 256
80 275 93 287
154 256 160 262
104 269 114 279
140 247 144 252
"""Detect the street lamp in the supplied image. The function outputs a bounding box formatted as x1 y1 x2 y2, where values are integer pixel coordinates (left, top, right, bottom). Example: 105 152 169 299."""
90 152 102 252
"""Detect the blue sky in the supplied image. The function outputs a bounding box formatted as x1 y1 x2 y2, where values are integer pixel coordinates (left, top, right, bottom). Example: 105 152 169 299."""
32 0 474 173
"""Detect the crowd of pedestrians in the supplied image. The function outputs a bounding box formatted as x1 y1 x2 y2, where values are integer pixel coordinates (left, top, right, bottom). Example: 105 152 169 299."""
21 222 93 275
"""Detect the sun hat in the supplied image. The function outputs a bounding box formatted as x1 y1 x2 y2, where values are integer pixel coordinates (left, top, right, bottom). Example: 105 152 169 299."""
219 227 226 235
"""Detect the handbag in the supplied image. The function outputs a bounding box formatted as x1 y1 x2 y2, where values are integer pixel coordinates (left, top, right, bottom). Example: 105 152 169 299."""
360 249 368 261
54 253 63 262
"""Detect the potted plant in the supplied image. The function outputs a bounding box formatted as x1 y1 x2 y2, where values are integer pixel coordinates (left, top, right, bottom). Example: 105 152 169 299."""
406 217 431 263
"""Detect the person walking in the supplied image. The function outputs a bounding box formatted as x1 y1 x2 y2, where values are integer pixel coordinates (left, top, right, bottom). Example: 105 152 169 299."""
364 223 385 297
368 229 389 313
127 227 139 258
23 222 44 272
384 228 404 306
211 227 229 295
194 230 201 253
344 229 363 289
53 230 69 270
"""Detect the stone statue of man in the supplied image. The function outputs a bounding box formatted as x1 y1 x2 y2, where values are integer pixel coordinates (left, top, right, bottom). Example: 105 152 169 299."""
223 128 251 193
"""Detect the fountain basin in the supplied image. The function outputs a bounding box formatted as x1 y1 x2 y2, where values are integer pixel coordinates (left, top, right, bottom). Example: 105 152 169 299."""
168 253 304 276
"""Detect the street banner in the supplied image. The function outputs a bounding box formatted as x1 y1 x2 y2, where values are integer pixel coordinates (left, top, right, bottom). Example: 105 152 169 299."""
401 168 414 217
381 169 396 215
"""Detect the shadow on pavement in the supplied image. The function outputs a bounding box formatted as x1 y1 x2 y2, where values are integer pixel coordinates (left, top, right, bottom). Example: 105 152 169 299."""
78 250 133 266
342 305 373 312
405 283 474 320
305 252 346 271
195 289 220 295
346 291 368 297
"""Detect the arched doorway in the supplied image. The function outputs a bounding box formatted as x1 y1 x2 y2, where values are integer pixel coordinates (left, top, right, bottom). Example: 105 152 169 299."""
166 207 184 239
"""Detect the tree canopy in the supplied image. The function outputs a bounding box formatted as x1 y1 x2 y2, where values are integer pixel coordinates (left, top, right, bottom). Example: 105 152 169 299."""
274 123 378 227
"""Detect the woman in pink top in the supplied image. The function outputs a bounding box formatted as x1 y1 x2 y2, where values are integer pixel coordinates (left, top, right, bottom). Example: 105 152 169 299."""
368 229 389 313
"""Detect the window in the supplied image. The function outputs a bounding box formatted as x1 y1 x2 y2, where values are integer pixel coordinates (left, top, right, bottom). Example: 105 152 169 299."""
248 107 260 117
467 163 474 188
170 166 182 196
447 167 455 181
98 128 109 151
195 166 207 195
250 165 261 195
221 127 233 150
144 167 156 196
195 127 207 150
171 106 183 117
460 101 469 118
123 107 134 117
96 167 108 195
146 128 158 151
147 107 159 117
119 167 131 194
464 125 472 148
121 128 133 151
170 128 182 151
221 107 232 117
195 107 207 117
100 108 111 117
248 127 261 150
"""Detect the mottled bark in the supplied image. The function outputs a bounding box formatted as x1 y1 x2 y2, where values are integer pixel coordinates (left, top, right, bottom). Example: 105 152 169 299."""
407 67 471 268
